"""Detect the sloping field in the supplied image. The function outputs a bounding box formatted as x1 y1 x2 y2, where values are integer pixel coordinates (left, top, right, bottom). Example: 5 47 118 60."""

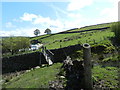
30 22 115 49
3 63 62 88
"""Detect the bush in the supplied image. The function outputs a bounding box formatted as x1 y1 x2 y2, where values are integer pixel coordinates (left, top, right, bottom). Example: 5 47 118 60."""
111 22 120 41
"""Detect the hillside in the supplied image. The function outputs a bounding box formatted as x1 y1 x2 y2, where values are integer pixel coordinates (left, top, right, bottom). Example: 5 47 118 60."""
2 22 120 89
30 22 114 49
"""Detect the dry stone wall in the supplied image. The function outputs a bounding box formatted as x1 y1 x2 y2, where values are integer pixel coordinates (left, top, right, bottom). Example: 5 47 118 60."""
2 44 82 74
2 52 46 74
50 44 82 63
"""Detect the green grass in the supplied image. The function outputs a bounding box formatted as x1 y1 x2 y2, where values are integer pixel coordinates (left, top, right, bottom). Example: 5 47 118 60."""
30 34 50 41
92 65 119 88
3 63 62 88
102 55 120 62
67 22 113 32
29 22 117 50
3 63 119 89
4 28 115 56
2 22 120 89
44 29 114 49
3 22 117 57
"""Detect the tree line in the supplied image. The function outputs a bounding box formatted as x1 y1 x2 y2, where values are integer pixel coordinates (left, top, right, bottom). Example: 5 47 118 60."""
2 37 30 55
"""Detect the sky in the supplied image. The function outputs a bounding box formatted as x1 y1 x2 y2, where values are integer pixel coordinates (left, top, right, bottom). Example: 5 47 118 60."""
1 0 119 37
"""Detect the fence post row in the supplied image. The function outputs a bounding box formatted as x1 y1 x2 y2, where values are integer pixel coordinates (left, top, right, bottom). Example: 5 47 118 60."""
83 43 93 90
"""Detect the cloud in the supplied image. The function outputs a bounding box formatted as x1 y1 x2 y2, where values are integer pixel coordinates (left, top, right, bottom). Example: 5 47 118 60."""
18 5 85 35
0 30 10 37
50 4 84 28
32 16 63 30
95 0 119 4
20 12 38 21
33 16 51 25
1 12 68 37
5 22 16 28
67 0 93 11
1 27 44 37
20 12 64 29
3 0 119 37
67 0 118 23
100 1 118 22
50 4 68 15
1 25 64 37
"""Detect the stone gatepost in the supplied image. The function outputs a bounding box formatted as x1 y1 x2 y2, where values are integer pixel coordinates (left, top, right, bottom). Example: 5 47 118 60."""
83 43 93 90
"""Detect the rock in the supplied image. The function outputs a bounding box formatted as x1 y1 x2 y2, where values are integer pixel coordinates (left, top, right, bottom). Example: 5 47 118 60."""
49 80 64 89
31 68 34 70
0 80 5 84
26 70 31 72
60 76 65 79
35 66 40 69
62 56 73 67
42 64 46 67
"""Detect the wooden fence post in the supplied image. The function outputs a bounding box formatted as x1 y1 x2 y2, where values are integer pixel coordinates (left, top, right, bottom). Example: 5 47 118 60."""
83 43 93 90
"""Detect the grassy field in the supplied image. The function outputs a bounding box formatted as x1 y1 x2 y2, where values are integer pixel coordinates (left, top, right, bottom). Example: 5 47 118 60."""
3 63 62 88
67 22 113 32
45 30 114 49
30 22 115 50
2 22 115 57
2 63 119 89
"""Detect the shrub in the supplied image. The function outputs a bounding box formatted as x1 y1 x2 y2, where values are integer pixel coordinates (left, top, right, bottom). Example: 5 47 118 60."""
111 22 120 41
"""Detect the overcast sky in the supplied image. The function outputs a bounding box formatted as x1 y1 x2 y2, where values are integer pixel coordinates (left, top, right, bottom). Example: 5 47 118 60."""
1 0 119 37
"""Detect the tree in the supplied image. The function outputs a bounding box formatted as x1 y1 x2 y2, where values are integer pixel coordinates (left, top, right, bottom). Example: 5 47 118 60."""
44 28 51 34
34 29 40 36
2 37 30 55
